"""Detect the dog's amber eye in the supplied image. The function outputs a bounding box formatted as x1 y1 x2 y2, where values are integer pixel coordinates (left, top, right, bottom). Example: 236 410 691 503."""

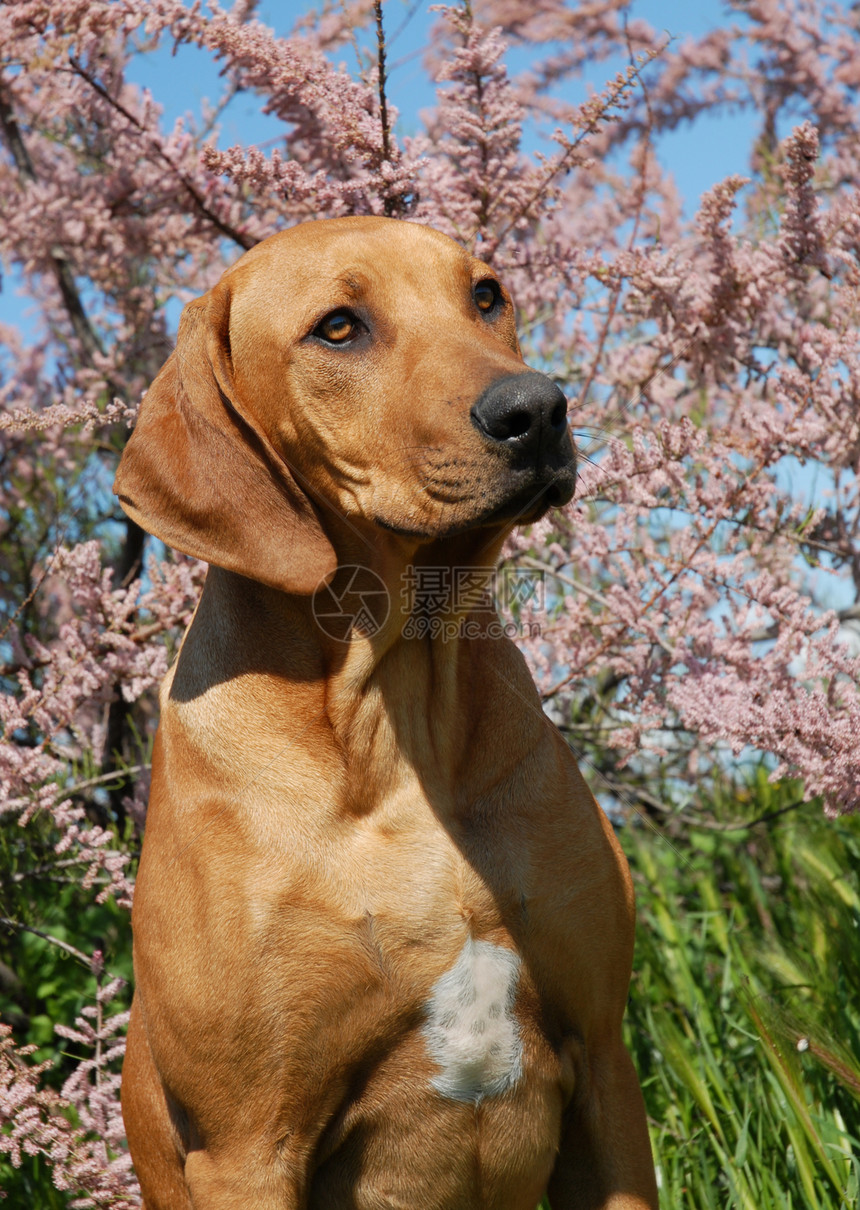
316 312 356 343
474 280 501 313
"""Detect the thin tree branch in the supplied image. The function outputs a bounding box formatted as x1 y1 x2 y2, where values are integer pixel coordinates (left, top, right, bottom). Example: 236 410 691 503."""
67 56 257 251
374 0 397 217
0 918 93 968
490 44 666 250
0 87 105 361
694 798 811 831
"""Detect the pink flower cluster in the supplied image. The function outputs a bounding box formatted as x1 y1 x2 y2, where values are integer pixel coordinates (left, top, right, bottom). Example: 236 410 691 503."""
1 977 137 1207
1 542 202 902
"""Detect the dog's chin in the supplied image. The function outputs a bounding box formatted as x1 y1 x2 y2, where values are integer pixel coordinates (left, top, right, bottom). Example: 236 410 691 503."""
480 477 575 527
374 469 577 541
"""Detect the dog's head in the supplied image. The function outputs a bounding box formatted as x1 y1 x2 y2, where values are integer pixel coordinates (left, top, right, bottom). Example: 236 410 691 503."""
114 217 576 594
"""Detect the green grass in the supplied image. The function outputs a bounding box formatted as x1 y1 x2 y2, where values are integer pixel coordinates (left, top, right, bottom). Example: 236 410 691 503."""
621 775 860 1209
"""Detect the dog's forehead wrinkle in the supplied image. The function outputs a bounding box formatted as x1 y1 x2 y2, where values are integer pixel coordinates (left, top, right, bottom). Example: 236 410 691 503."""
331 235 472 295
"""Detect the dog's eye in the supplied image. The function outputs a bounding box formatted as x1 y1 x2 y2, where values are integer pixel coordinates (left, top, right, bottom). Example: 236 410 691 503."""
314 311 358 344
474 280 501 314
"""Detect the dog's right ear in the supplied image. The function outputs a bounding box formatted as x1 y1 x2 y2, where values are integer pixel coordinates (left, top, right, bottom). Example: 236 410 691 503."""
113 287 337 596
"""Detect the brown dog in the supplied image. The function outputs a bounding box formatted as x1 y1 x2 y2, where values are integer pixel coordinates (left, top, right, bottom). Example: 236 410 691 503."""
115 217 657 1210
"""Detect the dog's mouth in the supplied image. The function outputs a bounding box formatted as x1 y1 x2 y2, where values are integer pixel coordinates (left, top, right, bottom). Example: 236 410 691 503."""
480 468 577 526
374 463 576 541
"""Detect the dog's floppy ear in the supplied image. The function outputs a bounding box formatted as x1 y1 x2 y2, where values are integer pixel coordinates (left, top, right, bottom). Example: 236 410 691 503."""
113 285 337 596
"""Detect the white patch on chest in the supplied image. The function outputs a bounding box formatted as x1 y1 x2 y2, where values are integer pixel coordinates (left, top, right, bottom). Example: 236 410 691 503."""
422 936 523 1104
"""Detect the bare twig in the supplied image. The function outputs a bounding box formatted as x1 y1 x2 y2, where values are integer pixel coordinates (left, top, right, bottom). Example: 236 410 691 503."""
374 0 397 217
0 88 105 361
58 765 149 800
0 918 92 968
490 45 666 250
4 852 140 885
67 56 257 251
0 539 66 648
694 798 811 831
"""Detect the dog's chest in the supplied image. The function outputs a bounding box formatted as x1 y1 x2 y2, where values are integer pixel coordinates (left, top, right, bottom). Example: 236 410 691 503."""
328 815 545 1109
307 919 561 1210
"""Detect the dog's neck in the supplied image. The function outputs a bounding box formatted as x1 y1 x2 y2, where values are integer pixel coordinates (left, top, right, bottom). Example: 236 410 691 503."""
178 538 528 801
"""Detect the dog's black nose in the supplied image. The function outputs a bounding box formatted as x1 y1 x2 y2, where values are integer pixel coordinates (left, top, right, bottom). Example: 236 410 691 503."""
470 373 569 458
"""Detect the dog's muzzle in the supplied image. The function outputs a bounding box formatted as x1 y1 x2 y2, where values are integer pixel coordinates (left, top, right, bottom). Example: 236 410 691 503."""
471 372 577 512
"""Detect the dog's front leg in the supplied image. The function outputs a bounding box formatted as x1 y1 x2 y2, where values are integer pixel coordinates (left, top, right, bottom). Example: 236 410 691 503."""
547 1040 658 1210
124 996 311 1210
183 1149 308 1210
122 996 200 1210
